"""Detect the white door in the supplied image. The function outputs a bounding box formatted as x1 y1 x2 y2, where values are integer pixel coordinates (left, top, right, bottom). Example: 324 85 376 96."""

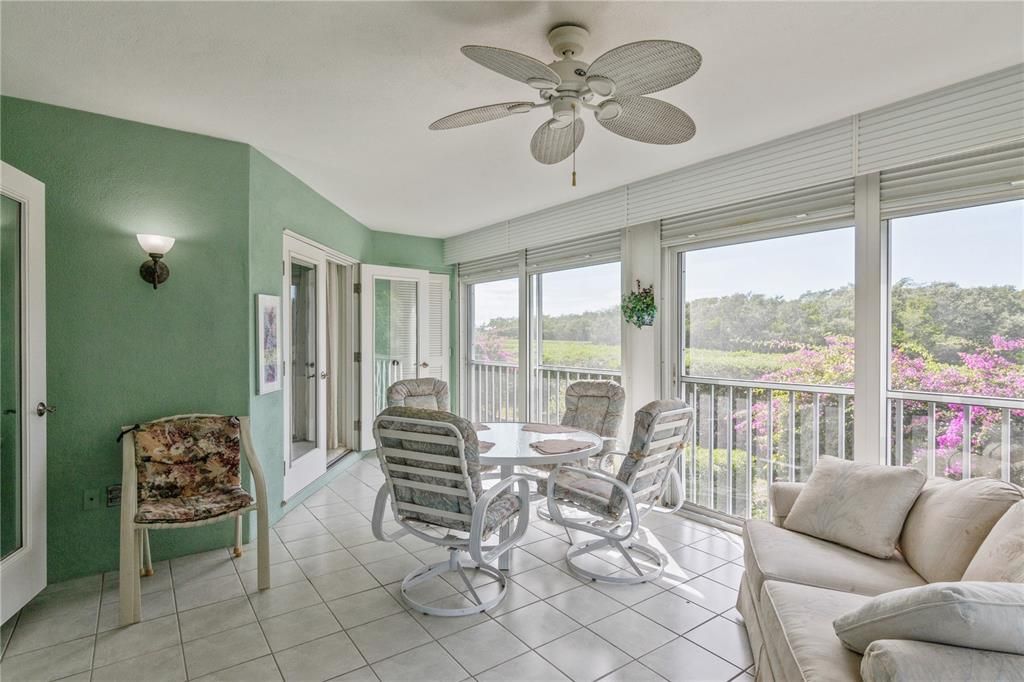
282 236 328 500
1 163 47 623
359 266 449 446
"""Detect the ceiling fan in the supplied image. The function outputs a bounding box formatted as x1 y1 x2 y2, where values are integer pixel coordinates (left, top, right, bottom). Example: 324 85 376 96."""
429 24 702 177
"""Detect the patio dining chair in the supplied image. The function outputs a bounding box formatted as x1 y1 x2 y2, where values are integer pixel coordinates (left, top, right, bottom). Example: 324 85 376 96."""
118 414 270 625
370 406 531 616
539 400 693 584
386 377 450 411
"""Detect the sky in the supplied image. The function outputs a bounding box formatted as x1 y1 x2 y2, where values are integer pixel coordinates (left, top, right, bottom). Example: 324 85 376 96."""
472 200 1023 325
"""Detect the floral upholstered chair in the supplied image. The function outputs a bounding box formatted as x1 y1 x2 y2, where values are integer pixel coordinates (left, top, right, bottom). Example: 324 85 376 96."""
386 377 450 411
371 406 531 616
118 414 270 625
540 399 694 584
562 380 626 463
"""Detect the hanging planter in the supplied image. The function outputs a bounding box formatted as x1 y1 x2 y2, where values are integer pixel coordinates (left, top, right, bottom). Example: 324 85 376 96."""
622 280 657 328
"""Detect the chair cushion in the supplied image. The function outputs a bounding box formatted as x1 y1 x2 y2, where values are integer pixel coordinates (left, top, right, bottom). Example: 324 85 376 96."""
386 378 449 411
962 500 1024 582
900 478 1022 582
133 415 243 500
860 639 1024 682
562 380 625 441
538 468 616 518
834 581 1024 656
783 456 926 559
760 580 867 682
744 519 926 597
136 485 253 523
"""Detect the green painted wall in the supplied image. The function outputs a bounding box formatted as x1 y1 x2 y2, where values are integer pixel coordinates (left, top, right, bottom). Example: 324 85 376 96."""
1 97 252 581
0 99 451 580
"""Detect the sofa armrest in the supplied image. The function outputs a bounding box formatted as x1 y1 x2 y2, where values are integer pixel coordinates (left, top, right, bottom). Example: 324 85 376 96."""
769 482 805 526
861 639 1024 682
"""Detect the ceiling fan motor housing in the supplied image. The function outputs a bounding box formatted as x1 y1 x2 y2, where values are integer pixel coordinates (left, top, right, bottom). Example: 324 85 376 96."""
547 24 589 58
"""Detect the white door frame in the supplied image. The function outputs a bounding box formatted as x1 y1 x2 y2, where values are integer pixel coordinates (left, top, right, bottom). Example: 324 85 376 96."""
0 162 47 623
359 264 431 446
282 235 328 500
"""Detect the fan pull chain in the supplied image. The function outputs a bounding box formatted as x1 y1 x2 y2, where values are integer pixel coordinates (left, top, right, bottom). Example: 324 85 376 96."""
571 103 577 187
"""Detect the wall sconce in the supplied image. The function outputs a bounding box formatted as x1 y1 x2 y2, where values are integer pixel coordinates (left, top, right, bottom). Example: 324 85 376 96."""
136 234 175 289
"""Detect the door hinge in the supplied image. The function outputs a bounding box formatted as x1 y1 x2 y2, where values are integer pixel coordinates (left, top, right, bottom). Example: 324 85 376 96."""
353 282 361 295
282 461 286 475
282 261 286 276
354 351 361 363
354 419 362 431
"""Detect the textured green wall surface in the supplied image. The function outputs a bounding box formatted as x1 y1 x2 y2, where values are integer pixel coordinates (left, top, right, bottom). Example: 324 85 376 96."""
0 98 450 580
1 97 251 581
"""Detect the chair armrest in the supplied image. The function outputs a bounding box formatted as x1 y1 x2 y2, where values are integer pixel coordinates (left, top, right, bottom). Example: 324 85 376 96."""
861 639 1024 682
470 474 532 564
770 482 805 526
546 465 640 540
370 484 409 543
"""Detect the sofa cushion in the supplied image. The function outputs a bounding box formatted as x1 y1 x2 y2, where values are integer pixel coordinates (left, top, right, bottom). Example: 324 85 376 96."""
861 640 1024 682
744 519 926 597
760 581 867 682
784 456 925 559
834 581 1024 655
962 500 1024 582
900 478 1022 582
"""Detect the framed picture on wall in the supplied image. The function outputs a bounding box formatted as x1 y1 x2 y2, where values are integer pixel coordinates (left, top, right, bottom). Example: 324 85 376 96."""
256 294 282 394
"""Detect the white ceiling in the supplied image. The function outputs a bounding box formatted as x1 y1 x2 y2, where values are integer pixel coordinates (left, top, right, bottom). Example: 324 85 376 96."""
2 2 1022 239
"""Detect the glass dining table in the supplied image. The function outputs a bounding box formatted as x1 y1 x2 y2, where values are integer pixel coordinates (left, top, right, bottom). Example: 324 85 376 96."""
477 422 604 570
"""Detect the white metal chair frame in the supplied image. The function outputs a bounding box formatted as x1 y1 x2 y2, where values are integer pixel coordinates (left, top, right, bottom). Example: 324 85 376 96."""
119 414 270 626
371 414 531 617
545 406 694 585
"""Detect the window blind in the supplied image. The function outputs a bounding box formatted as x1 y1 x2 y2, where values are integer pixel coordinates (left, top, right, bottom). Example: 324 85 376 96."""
879 141 1024 218
457 251 522 285
661 179 856 248
525 230 622 273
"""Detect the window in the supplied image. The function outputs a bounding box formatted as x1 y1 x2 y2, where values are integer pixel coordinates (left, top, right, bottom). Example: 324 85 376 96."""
468 278 520 422
888 200 1024 484
531 262 622 423
677 228 855 518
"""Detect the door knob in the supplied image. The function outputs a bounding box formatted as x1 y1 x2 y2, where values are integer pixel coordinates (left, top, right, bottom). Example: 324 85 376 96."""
419 362 429 368
320 370 327 379
36 402 56 417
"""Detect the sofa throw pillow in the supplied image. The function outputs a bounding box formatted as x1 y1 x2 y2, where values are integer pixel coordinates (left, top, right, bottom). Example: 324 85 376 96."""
900 478 1022 582
834 581 1024 655
962 500 1024 583
783 456 925 558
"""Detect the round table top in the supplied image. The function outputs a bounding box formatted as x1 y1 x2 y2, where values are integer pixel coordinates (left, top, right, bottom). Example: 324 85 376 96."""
477 422 603 467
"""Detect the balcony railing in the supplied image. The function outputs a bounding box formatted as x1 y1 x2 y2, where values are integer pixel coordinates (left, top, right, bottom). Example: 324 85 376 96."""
374 356 404 414
678 376 854 522
468 360 621 424
888 391 1023 486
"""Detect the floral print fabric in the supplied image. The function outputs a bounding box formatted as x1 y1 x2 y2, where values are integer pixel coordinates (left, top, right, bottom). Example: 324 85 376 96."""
132 415 252 524
376 406 518 537
386 378 450 411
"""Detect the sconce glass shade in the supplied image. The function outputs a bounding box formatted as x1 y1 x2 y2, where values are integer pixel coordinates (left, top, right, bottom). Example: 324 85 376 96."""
136 234 175 256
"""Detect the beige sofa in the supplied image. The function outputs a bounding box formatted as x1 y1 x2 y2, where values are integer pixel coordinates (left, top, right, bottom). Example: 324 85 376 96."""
737 477 1024 682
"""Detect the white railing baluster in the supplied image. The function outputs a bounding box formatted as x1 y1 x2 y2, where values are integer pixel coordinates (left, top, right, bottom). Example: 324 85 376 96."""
963 405 972 480
927 401 936 478
1002 408 1012 483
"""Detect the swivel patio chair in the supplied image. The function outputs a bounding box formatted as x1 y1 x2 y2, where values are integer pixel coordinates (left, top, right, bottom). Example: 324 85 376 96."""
386 377 450 411
118 414 270 626
540 400 693 584
370 406 531 616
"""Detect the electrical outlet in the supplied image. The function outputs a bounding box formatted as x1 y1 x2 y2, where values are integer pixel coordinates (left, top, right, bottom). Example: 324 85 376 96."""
82 488 101 510
106 485 122 507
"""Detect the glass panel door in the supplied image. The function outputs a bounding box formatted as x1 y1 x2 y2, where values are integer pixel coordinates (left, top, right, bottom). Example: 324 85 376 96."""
290 261 318 463
359 265 431 446
1 163 48 624
1 194 23 561
282 236 328 500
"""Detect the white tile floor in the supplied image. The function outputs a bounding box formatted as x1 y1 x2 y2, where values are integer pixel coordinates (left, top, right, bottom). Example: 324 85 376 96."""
0 457 754 682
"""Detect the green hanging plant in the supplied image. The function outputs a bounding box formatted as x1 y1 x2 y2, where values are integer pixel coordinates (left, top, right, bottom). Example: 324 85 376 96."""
622 280 657 328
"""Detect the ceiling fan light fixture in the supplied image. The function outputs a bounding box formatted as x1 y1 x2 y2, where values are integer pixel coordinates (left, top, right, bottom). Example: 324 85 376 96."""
595 100 623 121
587 76 616 97
527 76 559 90
508 103 534 114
